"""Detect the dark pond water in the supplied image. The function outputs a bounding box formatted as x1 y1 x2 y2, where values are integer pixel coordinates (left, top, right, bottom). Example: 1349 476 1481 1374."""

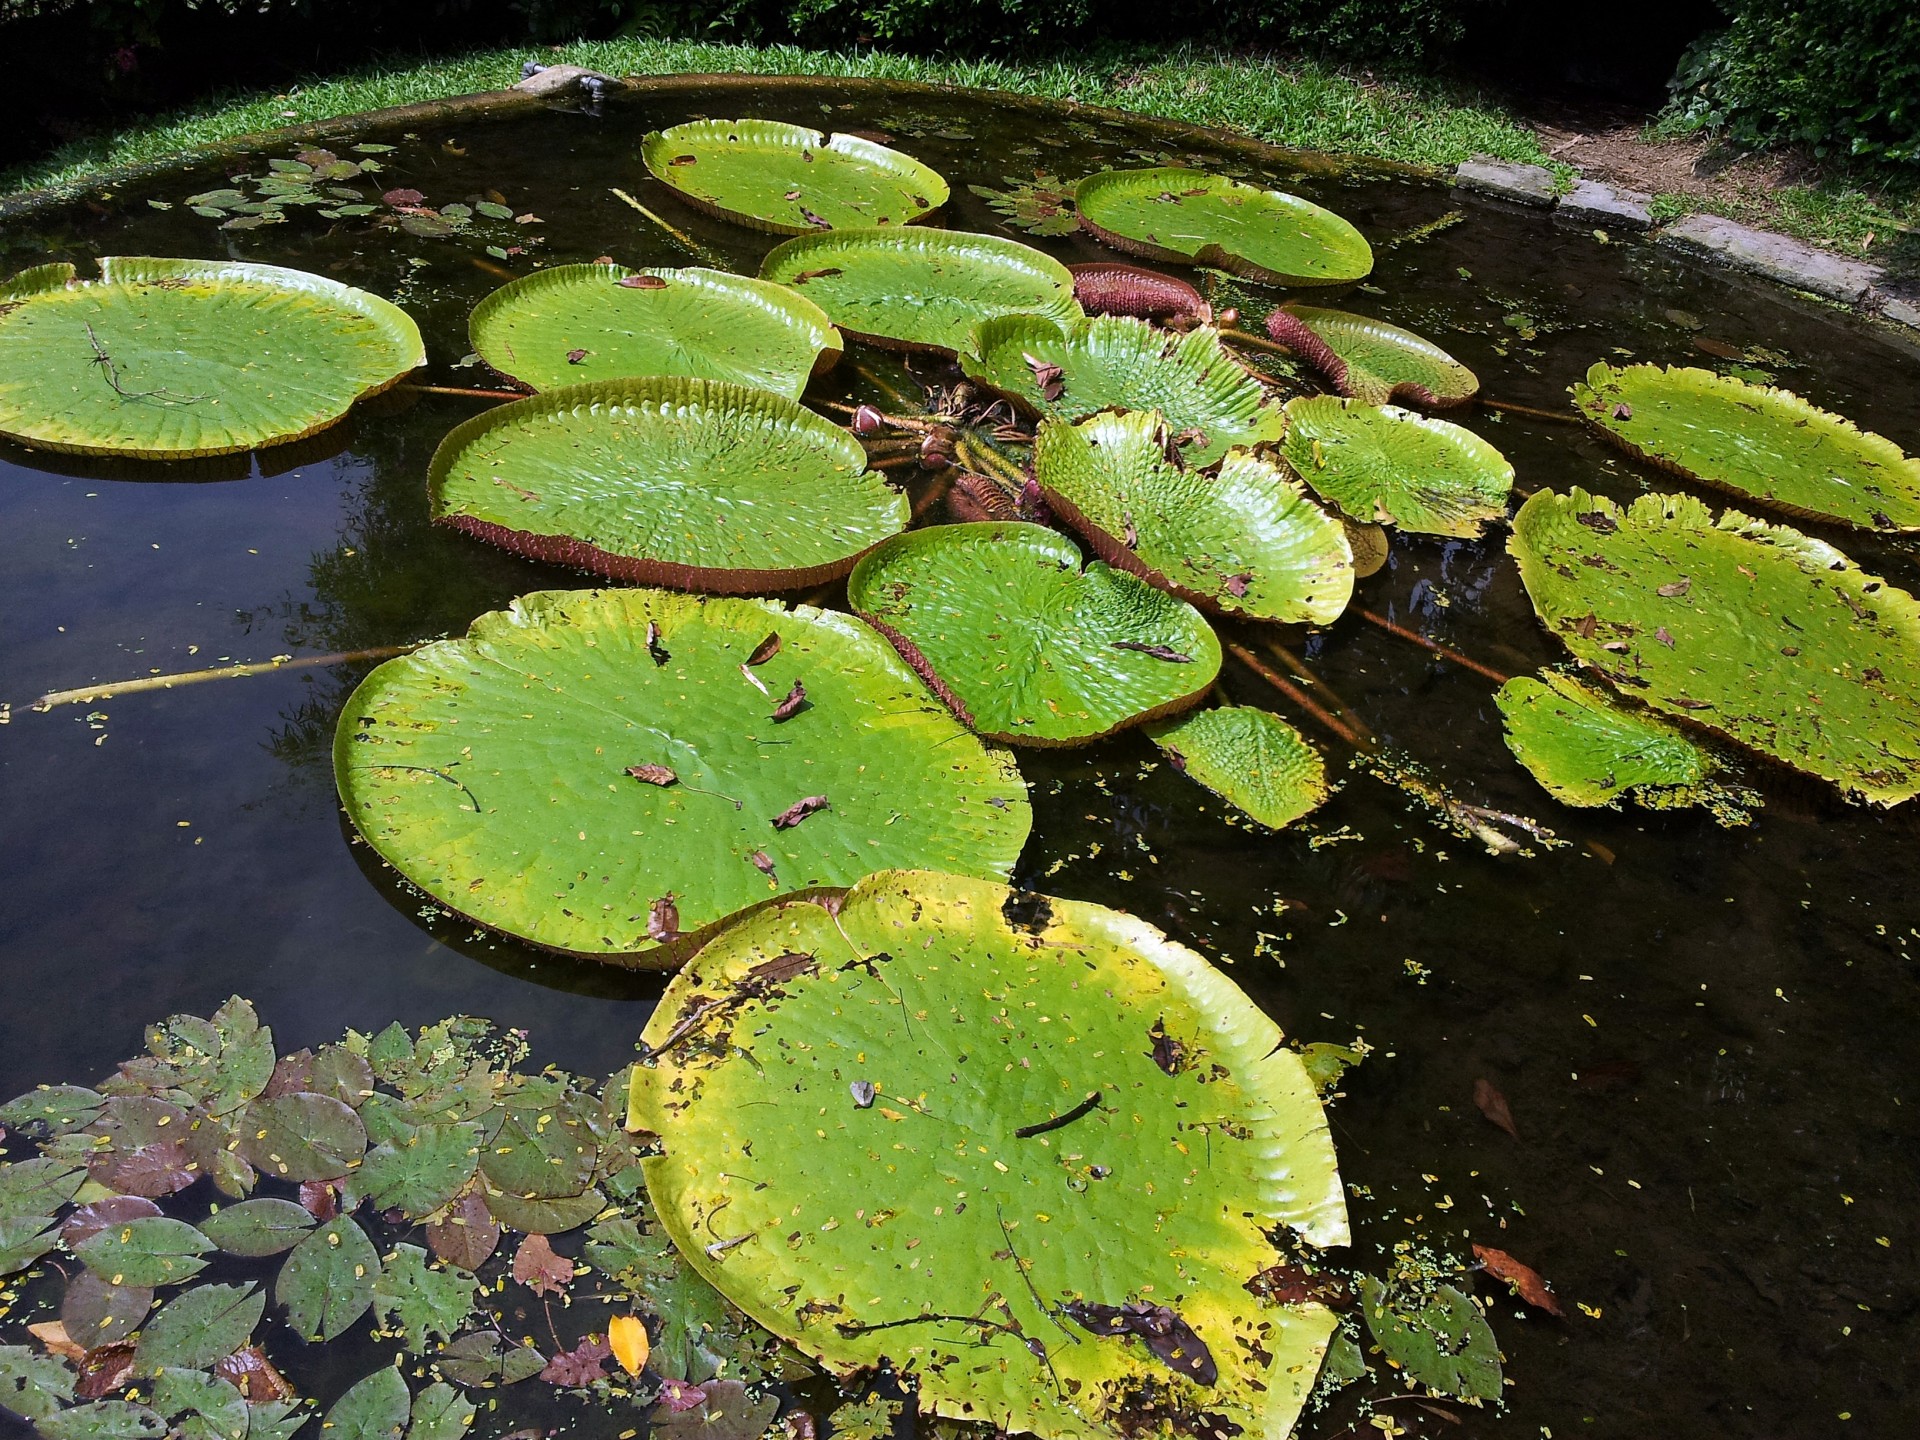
2 76 1918 1439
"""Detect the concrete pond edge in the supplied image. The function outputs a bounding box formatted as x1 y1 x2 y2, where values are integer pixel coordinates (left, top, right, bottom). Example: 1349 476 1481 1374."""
1453 154 1918 338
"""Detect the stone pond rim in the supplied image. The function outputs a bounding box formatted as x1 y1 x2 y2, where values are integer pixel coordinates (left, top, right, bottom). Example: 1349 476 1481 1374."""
1 71 1912 343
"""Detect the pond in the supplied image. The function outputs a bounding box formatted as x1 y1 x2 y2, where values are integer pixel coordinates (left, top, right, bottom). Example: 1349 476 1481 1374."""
2 75 1918 1439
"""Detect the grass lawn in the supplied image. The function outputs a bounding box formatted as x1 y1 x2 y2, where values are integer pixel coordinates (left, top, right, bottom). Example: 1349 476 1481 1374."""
0 38 1555 196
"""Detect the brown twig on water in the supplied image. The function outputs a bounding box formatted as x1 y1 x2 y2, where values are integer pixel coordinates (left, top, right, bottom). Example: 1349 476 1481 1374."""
1261 639 1380 749
32 645 420 711
1480 397 1581 424
1216 326 1294 357
400 383 522 401
608 186 704 252
1353 607 1511 685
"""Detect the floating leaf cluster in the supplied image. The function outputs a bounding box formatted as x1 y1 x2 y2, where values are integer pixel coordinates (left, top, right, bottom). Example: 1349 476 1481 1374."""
967 171 1081 236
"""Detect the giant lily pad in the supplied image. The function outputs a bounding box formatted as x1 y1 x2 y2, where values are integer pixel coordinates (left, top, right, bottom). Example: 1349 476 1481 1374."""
1281 396 1513 538
1572 363 1920 532
1494 669 1757 825
1144 706 1331 829
1510 488 1920 805
0 258 422 458
640 119 949 234
468 264 841 398
847 522 1221 746
760 228 1079 354
333 588 1030 962
1264 305 1478 408
628 869 1348 1440
1034 410 1353 624
1074 168 1372 287
427 377 905 592
963 313 1285 467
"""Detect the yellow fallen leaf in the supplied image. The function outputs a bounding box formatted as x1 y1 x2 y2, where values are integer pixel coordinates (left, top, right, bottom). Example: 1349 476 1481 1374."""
609 1314 650 1376
28 1321 85 1361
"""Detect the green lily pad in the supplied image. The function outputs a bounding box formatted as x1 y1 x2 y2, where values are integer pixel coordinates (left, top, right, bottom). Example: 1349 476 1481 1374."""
641 119 949 234
238 1093 367 1182
427 377 904 593
197 1198 316 1257
355 1122 481 1217
321 1367 409 1440
478 1181 607 1236
629 869 1348 1440
1034 410 1353 624
1074 168 1372 286
1280 396 1513 538
1510 487 1920 805
467 263 841 398
1144 706 1330 829
131 1282 264 1374
0 1345 75 1421
37 1400 168 1440
1358 1278 1502 1402
1264 305 1478 408
847 522 1222 746
61 1271 154 1346
760 227 1080 354
408 1382 474 1440
0 1214 59 1277
1572 362 1920 532
372 1244 478 1351
0 258 423 458
1495 670 1758 824
277 1216 380 1341
479 1092 598 1201
0 1158 84 1220
962 313 1285 467
334 588 1029 962
0 1085 104 1138
72 1216 214 1287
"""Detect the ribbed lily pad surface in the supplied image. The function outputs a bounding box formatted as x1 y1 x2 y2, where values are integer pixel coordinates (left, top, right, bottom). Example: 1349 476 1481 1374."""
1265 305 1478 408
629 868 1347 1440
1281 396 1513 538
641 119 949 234
1510 488 1920 805
333 590 1030 963
427 377 905 592
847 522 1220 745
1035 410 1353 624
760 227 1080 354
1145 706 1330 829
1074 168 1372 286
467 264 840 397
963 313 1285 467
1495 670 1757 825
1572 362 1920 532
0 257 422 457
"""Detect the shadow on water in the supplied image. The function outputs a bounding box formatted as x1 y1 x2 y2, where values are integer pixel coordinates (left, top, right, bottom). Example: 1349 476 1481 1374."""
1 75 1918 1438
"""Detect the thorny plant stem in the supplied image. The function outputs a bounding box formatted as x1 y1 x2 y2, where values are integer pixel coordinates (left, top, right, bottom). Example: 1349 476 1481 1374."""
910 474 954 521
1353 607 1511 685
1223 641 1367 751
32 645 417 710
608 186 702 251
1480 397 1581 424
1262 638 1381 749
400 383 520 401
851 362 924 414
817 399 937 433
954 436 1027 491
1216 326 1293 357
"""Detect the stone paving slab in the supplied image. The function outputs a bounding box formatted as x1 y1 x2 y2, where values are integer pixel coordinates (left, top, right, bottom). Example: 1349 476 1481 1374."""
1453 156 1558 207
1656 212 1881 304
1557 178 1652 230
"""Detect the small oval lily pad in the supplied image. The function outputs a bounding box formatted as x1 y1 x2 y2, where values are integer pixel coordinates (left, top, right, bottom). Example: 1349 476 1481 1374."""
963 313 1285 467
427 377 905 593
1281 396 1513 538
1572 362 1920 531
1265 305 1478 408
1145 705 1331 829
847 522 1222 746
1075 168 1372 286
760 227 1080 354
334 588 1030 962
469 264 842 397
1035 410 1353 624
0 257 423 457
641 119 949 234
1495 669 1758 825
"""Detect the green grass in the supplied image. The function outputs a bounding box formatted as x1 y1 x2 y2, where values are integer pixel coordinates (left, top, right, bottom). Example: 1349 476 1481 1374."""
0 38 1553 198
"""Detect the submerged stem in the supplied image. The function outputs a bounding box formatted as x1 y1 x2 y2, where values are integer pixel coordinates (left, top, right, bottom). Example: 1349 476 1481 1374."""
1480 397 1580 424
1353 608 1511 685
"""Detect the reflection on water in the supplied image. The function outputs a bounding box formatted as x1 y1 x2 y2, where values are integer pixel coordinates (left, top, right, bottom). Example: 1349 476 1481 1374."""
2 77 1919 1437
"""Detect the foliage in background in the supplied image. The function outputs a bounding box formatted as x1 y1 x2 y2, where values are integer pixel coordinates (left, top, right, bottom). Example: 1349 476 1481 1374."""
1666 1 1920 168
